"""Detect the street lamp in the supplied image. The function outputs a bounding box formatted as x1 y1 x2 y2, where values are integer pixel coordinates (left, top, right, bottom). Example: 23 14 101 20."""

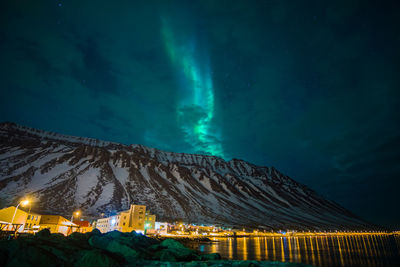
67 211 80 235
70 211 80 223
10 199 30 230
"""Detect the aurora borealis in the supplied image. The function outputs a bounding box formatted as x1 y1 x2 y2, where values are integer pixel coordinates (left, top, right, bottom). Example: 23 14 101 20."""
1 0 400 228
161 17 223 157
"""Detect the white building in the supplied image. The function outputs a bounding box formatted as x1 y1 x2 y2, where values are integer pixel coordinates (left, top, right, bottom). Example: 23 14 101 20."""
96 204 146 233
155 222 169 235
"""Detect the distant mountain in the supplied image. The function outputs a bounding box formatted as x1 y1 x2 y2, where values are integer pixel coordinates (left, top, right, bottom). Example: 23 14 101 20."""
0 122 371 230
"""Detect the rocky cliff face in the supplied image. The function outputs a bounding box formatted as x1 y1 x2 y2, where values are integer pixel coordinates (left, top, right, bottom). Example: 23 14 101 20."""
0 122 369 229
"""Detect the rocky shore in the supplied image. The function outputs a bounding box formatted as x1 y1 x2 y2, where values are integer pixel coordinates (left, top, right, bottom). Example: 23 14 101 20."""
0 229 311 266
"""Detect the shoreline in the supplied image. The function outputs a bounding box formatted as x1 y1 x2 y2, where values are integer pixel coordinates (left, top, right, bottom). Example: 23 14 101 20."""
153 231 394 241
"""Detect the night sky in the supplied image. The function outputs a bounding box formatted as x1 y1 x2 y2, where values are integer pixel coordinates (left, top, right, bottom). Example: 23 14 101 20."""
1 0 399 228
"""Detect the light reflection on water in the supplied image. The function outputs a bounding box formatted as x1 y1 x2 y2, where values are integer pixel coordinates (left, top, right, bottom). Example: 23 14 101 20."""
199 235 400 266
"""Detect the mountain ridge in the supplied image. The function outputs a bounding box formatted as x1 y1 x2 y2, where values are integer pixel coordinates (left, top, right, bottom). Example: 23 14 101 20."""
0 122 373 230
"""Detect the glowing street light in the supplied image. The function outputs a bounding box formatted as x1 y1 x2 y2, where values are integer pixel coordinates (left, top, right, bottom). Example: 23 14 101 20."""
10 199 30 229
70 210 80 223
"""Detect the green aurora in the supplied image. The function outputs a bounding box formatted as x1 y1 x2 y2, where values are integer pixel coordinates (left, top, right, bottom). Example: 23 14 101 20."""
161 17 224 157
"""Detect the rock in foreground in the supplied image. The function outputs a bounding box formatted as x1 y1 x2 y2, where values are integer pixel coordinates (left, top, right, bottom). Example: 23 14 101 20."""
0 229 311 266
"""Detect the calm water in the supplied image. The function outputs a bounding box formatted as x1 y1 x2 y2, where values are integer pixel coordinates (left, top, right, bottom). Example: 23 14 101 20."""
198 235 400 267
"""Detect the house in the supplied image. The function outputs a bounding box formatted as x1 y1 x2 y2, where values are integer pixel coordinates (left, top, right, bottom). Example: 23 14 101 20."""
96 204 146 233
144 211 156 233
155 222 169 235
39 215 77 235
0 206 29 232
73 220 92 233
24 212 41 233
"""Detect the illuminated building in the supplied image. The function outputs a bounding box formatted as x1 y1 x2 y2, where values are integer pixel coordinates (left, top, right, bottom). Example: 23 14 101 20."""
145 212 156 230
95 204 146 233
39 215 77 235
0 206 29 232
24 212 41 233
155 222 168 235
73 220 92 233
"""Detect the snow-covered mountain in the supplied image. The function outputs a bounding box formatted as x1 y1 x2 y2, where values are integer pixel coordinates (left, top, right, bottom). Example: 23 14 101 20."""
0 122 370 230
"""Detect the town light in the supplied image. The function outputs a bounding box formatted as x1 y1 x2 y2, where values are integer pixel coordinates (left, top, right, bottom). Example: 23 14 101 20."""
20 200 29 207
10 199 30 229
70 210 81 223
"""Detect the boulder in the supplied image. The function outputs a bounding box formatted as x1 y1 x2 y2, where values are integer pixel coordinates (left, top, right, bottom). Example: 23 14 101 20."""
106 240 139 262
89 228 102 236
105 230 124 239
130 230 139 236
0 230 235 266
158 239 199 261
69 232 88 242
45 246 73 262
126 231 158 249
200 253 221 261
160 239 186 250
84 228 102 240
6 243 64 266
89 234 141 262
159 250 176 262
0 249 8 266
52 233 66 239
35 228 51 238
75 249 121 267
89 235 109 250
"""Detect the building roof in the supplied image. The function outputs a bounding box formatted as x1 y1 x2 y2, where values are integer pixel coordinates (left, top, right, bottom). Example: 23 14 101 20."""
73 220 90 227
